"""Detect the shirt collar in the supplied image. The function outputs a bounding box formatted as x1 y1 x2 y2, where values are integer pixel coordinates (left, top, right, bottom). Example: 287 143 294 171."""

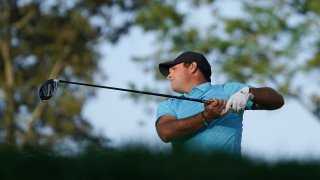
183 82 211 97
193 82 211 92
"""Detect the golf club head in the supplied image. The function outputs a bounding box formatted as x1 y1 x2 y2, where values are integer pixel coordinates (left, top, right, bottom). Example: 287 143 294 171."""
39 79 59 102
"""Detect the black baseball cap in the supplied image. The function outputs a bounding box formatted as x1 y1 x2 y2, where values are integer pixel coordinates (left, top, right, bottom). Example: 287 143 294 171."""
159 51 212 82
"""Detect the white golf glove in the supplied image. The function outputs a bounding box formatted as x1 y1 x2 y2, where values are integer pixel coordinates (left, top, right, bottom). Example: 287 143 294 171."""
226 87 254 112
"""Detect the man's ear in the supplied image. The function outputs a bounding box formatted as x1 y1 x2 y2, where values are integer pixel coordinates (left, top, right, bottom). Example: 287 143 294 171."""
190 62 198 74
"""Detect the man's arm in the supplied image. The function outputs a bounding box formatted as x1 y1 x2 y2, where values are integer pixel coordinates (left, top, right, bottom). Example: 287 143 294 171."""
249 87 284 110
156 99 229 143
156 113 207 143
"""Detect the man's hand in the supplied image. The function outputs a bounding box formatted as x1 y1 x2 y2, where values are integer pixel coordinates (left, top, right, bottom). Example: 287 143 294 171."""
203 98 230 120
226 87 254 112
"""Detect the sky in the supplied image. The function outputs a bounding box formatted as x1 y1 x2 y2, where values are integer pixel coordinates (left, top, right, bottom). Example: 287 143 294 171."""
83 1 320 162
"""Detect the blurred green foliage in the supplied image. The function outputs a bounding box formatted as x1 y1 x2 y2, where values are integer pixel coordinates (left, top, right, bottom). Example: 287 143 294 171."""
0 144 319 180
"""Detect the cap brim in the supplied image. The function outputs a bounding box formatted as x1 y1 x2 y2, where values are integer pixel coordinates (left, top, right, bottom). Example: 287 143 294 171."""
158 61 180 77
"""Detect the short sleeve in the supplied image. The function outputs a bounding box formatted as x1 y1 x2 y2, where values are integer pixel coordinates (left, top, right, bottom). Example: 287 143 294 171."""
156 100 177 122
223 82 255 110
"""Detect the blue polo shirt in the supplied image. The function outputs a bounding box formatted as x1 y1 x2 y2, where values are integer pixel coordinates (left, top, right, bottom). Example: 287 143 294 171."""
156 82 254 155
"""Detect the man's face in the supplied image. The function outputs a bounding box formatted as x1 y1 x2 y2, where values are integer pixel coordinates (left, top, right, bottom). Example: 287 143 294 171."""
167 63 189 93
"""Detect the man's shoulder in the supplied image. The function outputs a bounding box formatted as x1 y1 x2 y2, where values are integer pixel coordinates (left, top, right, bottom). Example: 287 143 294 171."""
158 96 182 106
210 82 243 89
220 82 247 89
208 82 248 95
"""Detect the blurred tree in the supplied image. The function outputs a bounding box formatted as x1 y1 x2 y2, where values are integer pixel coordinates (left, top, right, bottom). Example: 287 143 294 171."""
0 0 149 148
133 0 320 121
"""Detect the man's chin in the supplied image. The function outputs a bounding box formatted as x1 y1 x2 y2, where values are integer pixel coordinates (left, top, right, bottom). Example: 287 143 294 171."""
171 83 183 93
172 87 183 94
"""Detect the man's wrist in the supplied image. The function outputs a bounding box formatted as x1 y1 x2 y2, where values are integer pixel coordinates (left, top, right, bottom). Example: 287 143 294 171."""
200 111 209 126
241 87 254 100
248 88 254 100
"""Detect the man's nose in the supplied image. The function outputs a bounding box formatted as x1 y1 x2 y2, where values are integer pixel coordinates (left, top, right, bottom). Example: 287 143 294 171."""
167 73 172 80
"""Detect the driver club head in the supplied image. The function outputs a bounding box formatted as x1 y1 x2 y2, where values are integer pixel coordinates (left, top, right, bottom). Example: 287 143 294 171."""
39 79 59 102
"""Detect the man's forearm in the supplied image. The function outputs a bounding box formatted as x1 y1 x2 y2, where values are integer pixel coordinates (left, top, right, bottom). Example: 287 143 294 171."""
250 87 284 110
156 112 208 142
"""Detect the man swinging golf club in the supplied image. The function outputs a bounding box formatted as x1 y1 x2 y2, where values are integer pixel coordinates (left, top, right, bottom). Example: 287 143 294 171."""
156 51 284 155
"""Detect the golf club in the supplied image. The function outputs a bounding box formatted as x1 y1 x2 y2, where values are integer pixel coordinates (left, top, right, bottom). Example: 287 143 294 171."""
39 79 211 104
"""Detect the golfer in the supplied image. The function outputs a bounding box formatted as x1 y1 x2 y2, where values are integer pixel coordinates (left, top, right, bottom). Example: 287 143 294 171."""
156 51 284 155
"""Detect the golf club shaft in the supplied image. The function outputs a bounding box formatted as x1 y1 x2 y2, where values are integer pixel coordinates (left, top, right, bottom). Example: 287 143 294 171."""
59 80 210 104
